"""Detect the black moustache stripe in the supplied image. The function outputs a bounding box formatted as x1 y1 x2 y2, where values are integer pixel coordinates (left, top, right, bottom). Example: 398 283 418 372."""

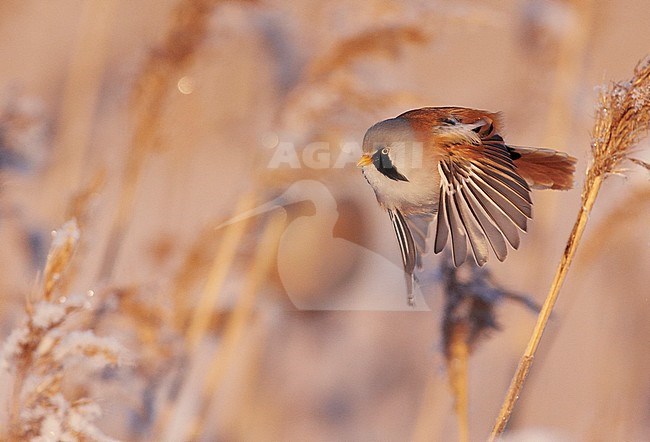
372 149 409 182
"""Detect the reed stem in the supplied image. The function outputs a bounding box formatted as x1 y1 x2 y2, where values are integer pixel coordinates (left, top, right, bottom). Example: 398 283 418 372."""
449 329 470 442
185 192 256 350
488 174 604 440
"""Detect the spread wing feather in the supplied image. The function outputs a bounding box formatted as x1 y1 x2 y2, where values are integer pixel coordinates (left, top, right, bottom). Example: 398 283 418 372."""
432 118 533 266
402 212 432 265
388 208 417 305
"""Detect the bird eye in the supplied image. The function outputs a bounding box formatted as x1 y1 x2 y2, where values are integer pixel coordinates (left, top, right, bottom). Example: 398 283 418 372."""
372 146 409 182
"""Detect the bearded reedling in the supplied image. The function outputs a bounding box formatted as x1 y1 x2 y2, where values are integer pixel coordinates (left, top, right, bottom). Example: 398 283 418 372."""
358 107 576 305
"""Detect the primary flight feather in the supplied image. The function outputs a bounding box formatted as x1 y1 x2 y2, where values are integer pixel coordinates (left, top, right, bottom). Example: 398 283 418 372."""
357 107 576 305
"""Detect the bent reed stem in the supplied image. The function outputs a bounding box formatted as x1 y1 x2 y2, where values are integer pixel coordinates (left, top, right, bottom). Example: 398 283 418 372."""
489 174 604 440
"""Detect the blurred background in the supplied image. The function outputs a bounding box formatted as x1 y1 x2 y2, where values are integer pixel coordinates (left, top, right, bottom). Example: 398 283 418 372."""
0 0 649 440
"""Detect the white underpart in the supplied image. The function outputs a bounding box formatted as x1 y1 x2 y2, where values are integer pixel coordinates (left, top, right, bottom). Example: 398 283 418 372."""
362 163 437 214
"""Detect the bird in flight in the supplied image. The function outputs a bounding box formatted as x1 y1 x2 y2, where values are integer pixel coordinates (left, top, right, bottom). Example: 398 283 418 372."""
357 107 576 305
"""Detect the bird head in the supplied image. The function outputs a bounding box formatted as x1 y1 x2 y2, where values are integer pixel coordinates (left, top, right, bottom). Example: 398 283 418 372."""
358 117 422 182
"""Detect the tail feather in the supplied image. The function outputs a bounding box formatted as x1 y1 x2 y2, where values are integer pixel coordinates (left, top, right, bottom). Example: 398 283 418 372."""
510 146 576 190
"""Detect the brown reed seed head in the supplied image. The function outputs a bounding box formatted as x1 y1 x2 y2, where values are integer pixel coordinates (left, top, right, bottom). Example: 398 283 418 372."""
306 26 431 82
589 58 650 186
439 260 537 359
42 220 80 302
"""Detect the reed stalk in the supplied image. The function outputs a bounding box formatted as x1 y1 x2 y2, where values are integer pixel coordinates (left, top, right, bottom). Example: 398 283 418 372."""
183 211 285 440
489 57 650 440
449 327 470 442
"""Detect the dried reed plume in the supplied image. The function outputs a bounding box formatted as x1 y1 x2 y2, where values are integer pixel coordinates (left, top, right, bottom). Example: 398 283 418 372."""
278 23 432 136
99 0 258 280
489 57 650 440
306 27 430 81
1 220 123 441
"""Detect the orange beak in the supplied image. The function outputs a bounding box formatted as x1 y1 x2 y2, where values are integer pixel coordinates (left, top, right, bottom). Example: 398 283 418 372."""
357 154 372 168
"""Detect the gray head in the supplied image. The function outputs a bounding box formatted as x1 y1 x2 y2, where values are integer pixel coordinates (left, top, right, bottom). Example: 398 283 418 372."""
362 118 417 152
360 117 421 182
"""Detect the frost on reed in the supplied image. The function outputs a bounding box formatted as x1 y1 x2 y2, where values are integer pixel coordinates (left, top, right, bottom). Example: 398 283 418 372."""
490 57 650 440
589 58 650 180
1 220 123 442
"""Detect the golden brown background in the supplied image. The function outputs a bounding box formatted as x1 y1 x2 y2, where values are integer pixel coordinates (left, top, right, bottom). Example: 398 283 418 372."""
0 0 649 440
